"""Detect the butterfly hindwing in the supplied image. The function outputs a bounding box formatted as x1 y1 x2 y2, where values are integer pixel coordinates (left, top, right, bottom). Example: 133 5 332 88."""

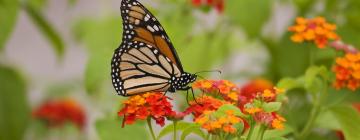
111 41 181 96
120 0 183 71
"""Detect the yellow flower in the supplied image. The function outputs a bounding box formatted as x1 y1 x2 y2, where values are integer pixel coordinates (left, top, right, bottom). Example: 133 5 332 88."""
274 87 285 94
245 107 262 114
271 114 286 130
272 119 285 130
228 92 238 101
262 89 275 98
195 116 209 125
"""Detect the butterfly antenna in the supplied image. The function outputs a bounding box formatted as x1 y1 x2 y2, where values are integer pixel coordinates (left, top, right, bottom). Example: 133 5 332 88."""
194 70 222 75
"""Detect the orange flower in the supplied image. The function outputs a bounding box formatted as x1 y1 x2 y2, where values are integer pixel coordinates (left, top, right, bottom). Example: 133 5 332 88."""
185 95 228 118
271 115 286 130
118 92 178 127
288 17 339 48
239 79 274 108
245 107 262 114
262 89 275 98
193 80 239 102
32 99 86 129
194 108 242 134
333 52 360 91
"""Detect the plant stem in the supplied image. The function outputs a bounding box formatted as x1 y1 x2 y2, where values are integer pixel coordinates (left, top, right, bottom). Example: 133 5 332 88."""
147 118 156 140
206 133 210 140
256 125 267 140
298 79 328 139
309 46 316 66
246 119 255 140
173 120 178 140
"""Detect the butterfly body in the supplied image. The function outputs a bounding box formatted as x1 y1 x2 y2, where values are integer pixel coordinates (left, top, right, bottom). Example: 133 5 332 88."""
111 0 196 96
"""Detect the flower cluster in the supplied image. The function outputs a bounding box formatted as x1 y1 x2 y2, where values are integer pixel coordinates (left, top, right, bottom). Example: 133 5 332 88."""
185 95 229 118
288 17 339 48
239 79 274 108
242 87 286 130
118 79 286 137
332 52 360 91
191 0 225 13
195 110 242 134
32 99 86 129
118 92 176 127
193 79 239 102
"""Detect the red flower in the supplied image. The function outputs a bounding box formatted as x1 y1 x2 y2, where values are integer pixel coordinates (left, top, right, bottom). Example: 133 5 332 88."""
239 79 274 108
32 99 86 129
191 0 225 13
185 95 228 118
118 92 178 127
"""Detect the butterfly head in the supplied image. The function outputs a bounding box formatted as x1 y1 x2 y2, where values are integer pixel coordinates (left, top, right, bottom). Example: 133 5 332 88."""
169 72 197 92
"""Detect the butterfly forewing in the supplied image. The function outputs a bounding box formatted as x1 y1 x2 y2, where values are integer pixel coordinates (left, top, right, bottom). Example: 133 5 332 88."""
111 41 181 96
120 0 183 71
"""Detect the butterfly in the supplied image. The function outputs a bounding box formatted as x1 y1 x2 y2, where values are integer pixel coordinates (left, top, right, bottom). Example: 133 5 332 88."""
111 0 197 96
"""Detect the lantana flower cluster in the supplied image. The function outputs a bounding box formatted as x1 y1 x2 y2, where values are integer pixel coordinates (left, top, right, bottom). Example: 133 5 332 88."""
289 16 360 92
288 17 339 48
195 110 242 134
189 79 286 134
118 92 176 127
333 52 360 91
118 79 286 137
32 99 86 129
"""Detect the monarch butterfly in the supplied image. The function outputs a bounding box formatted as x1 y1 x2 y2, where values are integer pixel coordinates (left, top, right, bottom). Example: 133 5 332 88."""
111 0 197 96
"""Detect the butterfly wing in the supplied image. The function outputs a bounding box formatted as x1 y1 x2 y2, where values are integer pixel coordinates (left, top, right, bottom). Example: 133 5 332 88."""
120 0 183 71
111 41 181 96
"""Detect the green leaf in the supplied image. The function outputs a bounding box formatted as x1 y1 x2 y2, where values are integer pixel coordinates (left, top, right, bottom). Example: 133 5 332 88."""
0 0 19 50
315 109 341 130
276 77 304 91
215 104 246 117
304 66 328 93
225 0 271 38
158 121 193 140
72 17 122 95
264 124 293 139
0 65 29 140
24 4 65 58
264 137 288 140
263 102 282 113
180 125 205 140
330 105 360 140
96 118 149 140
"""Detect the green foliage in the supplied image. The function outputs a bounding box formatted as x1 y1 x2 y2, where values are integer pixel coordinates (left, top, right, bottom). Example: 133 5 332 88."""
96 118 149 140
0 0 19 50
180 125 206 140
0 65 29 140
158 121 204 140
73 17 122 95
24 3 65 58
263 102 282 113
330 105 360 140
225 0 271 38
215 104 245 117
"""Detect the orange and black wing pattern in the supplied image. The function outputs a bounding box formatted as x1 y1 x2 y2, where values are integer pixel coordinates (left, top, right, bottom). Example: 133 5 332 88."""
119 0 183 71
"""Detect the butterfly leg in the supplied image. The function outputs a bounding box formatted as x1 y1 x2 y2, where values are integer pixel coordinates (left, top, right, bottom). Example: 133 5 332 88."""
190 87 202 106
186 89 190 105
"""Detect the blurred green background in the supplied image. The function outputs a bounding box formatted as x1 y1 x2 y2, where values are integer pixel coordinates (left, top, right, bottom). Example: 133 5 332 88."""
1 0 360 140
